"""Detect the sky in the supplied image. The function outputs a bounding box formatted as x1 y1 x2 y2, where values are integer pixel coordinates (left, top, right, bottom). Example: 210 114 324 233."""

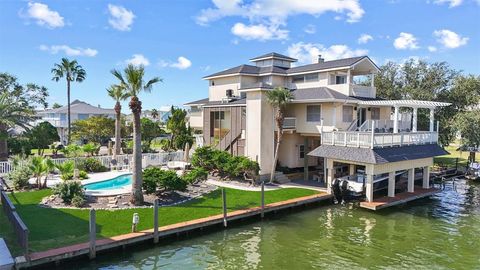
0 0 479 110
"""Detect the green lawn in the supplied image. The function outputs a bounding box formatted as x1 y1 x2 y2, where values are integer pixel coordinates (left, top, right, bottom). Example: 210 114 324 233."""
0 187 318 255
434 145 469 168
30 148 54 156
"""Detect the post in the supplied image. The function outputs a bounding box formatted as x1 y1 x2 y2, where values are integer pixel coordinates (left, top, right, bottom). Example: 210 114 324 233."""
393 106 399 133
357 133 360 147
222 188 227 227
153 199 159 244
326 159 334 194
388 172 395 197
370 120 375 149
261 181 265 218
423 166 430 189
365 174 374 202
89 209 96 260
429 108 435 132
436 120 440 133
412 107 418 132
407 168 415 193
304 137 309 181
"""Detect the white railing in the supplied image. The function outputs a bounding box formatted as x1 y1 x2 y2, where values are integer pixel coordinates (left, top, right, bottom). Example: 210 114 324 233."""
358 119 412 132
0 151 185 176
351 84 374 98
322 131 438 149
283 117 296 129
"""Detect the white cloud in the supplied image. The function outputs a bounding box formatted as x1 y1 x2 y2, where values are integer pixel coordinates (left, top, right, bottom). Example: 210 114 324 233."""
427 46 437 52
433 29 468 48
304 24 316 34
286 42 368 65
433 0 463 7
39 45 97 57
231 23 288 41
24 2 64 28
108 4 135 31
357 34 373 44
393 32 419 50
158 56 192 70
125 54 150 66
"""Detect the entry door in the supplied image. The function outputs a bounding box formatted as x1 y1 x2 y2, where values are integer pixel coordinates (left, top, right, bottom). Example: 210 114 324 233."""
357 108 367 126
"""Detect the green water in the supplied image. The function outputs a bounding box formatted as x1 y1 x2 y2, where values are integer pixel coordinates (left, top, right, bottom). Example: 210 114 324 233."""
69 180 479 269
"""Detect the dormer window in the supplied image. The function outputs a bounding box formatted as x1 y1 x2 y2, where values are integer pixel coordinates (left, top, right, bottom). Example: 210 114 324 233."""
292 73 319 84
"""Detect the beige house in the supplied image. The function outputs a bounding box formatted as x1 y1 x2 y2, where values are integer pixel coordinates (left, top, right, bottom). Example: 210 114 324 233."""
185 52 450 205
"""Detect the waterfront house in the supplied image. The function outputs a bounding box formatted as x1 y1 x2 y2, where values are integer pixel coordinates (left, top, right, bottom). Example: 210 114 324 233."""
35 100 115 144
185 52 450 205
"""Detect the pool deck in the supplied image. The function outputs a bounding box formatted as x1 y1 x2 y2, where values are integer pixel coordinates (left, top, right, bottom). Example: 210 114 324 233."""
360 187 441 210
17 192 333 269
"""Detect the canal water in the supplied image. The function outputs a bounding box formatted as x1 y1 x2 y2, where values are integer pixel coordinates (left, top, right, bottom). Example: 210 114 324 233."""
70 179 479 270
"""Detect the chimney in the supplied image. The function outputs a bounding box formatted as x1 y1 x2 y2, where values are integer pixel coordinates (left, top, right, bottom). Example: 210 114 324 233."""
98 104 101 108
317 55 324 63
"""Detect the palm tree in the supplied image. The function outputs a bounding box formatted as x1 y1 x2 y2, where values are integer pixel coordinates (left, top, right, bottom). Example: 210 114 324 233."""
151 109 159 121
266 87 293 183
107 84 129 159
0 93 34 160
42 158 55 188
30 156 47 188
111 64 162 205
51 58 86 145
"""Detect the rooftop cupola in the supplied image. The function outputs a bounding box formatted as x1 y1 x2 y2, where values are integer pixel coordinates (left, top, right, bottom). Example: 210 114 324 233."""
249 52 297 68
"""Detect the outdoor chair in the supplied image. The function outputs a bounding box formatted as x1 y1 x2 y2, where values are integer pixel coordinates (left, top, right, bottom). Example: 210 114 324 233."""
110 159 118 171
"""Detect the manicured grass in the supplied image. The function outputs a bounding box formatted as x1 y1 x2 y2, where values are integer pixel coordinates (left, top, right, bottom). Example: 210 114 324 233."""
0 187 318 255
31 148 54 155
434 145 469 168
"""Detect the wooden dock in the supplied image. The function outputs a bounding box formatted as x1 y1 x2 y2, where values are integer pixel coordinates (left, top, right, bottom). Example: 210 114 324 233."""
360 187 440 210
18 192 333 269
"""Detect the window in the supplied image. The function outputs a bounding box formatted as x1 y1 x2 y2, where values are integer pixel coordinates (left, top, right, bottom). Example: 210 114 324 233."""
342 106 353 122
306 105 321 122
335 75 347 84
292 75 304 83
299 145 305 159
371 108 380 120
305 73 319 82
78 114 89 120
210 80 215 86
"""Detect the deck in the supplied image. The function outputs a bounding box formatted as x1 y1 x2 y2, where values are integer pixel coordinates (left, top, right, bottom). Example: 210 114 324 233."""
360 187 440 210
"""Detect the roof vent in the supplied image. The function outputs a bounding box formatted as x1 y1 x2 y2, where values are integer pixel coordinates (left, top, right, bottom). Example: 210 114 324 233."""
316 55 325 63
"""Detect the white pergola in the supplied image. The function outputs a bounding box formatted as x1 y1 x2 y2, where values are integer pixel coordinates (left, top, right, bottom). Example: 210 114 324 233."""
358 100 451 133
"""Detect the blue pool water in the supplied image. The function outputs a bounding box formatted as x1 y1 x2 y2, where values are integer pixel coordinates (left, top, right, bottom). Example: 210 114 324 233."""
83 174 132 191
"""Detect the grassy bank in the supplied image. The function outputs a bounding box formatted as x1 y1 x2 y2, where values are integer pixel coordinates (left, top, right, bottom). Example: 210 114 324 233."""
1 187 318 255
434 145 469 168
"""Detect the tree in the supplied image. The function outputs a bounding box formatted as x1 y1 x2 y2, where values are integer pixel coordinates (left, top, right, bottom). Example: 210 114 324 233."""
107 84 129 159
454 110 480 163
26 121 59 156
52 103 62 109
111 64 162 205
71 116 115 144
0 73 48 160
266 87 293 183
29 156 53 189
82 142 99 157
151 109 159 120
166 107 192 150
51 58 86 145
137 118 163 150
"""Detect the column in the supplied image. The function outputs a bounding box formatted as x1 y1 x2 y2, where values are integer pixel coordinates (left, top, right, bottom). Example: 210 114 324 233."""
365 174 374 202
388 171 395 197
393 106 399 133
429 108 435 132
349 164 355 175
412 107 418 132
332 105 337 127
407 168 415 193
370 73 375 87
326 159 334 194
304 137 309 181
423 166 430 189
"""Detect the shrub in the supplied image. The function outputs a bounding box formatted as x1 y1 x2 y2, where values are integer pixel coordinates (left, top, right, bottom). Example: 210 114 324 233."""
191 146 216 170
55 161 75 180
142 167 187 193
82 143 99 157
78 158 107 173
182 167 208 184
71 195 85 207
236 157 260 180
143 167 161 194
53 181 85 204
6 165 32 190
78 170 89 180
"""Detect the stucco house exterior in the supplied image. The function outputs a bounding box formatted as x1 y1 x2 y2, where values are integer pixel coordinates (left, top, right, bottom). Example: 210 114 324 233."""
185 52 450 204
35 100 115 144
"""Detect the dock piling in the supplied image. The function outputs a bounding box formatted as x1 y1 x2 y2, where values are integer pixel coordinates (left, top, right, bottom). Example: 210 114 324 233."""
222 188 227 227
261 181 265 218
153 199 159 244
89 209 96 260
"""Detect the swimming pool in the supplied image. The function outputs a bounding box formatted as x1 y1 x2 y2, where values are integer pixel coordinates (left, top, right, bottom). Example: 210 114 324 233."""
83 174 132 191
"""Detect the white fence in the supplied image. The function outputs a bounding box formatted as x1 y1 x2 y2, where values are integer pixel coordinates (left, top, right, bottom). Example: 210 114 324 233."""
0 151 185 176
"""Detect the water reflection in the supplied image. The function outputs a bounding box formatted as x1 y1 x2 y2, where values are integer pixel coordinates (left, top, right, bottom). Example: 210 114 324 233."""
70 179 480 270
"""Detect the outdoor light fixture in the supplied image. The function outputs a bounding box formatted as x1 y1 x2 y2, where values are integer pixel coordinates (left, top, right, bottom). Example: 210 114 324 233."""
132 213 140 232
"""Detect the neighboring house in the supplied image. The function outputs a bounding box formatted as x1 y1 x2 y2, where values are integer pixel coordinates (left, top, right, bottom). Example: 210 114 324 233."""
35 100 115 144
125 106 172 125
185 52 450 203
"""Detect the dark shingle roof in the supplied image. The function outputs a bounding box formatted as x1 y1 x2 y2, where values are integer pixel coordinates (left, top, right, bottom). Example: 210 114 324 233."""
308 144 448 164
204 65 260 78
202 98 246 107
291 87 355 101
287 56 367 74
250 52 297 62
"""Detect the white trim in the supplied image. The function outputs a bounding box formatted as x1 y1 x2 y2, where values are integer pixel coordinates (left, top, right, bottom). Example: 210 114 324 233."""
351 57 380 73
250 56 297 62
202 103 247 108
358 100 451 108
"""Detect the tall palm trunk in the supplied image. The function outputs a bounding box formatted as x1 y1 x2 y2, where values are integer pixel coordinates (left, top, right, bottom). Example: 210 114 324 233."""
269 109 284 183
67 79 71 145
0 123 7 161
114 101 122 159
130 96 144 205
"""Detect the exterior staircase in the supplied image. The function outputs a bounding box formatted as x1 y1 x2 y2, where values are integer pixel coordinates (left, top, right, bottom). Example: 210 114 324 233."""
217 130 242 152
274 171 290 184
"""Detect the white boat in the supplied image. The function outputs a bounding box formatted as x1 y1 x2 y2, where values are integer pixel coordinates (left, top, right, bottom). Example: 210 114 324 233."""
337 170 407 196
